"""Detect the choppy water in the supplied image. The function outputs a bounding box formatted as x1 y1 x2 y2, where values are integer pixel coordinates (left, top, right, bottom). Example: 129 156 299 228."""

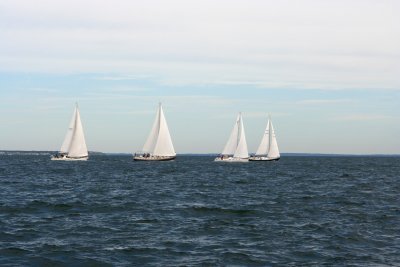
0 154 399 266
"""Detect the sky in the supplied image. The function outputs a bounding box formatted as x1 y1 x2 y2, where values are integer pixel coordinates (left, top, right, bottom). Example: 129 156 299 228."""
0 0 399 154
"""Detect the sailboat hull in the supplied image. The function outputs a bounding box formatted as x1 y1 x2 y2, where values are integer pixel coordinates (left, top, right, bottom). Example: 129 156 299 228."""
214 157 249 162
51 155 89 161
249 156 280 161
133 155 176 161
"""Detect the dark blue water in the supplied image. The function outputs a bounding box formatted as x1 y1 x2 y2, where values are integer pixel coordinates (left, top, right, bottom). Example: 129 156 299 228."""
0 153 399 266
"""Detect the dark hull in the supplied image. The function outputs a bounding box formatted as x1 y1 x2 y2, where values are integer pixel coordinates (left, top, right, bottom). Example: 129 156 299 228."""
133 156 176 161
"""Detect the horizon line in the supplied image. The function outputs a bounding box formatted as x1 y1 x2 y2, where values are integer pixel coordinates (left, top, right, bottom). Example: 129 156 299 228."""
0 150 399 157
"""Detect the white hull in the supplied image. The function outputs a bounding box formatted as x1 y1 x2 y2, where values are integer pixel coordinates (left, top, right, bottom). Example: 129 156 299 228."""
133 155 176 161
214 156 249 162
51 155 88 161
249 156 280 161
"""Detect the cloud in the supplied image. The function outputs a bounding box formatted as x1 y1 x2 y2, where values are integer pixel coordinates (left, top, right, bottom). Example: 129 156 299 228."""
332 114 393 121
92 74 153 81
241 112 291 118
0 0 399 90
297 99 354 105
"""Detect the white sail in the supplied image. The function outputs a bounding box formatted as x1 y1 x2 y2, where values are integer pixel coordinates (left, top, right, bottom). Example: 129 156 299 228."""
255 119 270 156
220 113 248 159
52 104 88 161
254 116 280 159
221 114 240 155
142 103 176 156
66 105 88 158
268 121 280 159
233 114 249 158
142 106 160 153
153 104 176 156
60 107 77 153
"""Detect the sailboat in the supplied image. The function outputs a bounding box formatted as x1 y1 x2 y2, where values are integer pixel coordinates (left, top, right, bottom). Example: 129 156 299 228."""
249 115 280 161
51 104 89 161
134 103 176 161
215 113 249 162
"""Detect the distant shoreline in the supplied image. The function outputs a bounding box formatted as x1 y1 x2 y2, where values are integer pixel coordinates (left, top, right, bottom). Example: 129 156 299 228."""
175 153 400 157
1 150 399 157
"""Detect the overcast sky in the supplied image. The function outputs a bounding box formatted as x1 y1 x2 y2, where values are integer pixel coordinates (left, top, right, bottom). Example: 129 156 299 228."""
0 0 399 154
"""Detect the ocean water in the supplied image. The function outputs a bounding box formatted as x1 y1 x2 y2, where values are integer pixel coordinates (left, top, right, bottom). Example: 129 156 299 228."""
0 153 399 266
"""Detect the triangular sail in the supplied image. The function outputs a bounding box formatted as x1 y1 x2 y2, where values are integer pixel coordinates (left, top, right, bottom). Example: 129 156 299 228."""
268 121 280 158
67 106 88 158
142 106 160 153
233 114 249 158
153 104 176 156
255 119 270 156
142 103 176 156
221 114 240 155
60 108 77 153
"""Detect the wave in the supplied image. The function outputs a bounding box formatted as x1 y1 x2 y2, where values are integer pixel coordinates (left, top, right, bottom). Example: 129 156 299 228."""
0 151 51 156
187 204 256 215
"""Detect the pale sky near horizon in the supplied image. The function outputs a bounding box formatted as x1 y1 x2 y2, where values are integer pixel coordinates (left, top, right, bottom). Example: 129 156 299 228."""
0 0 399 154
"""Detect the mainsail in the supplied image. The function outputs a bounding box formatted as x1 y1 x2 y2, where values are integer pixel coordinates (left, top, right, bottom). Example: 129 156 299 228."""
222 114 240 155
59 104 88 158
142 103 176 157
60 108 76 154
268 121 280 159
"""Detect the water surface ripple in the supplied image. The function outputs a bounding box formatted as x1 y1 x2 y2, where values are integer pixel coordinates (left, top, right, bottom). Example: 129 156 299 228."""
0 154 399 266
